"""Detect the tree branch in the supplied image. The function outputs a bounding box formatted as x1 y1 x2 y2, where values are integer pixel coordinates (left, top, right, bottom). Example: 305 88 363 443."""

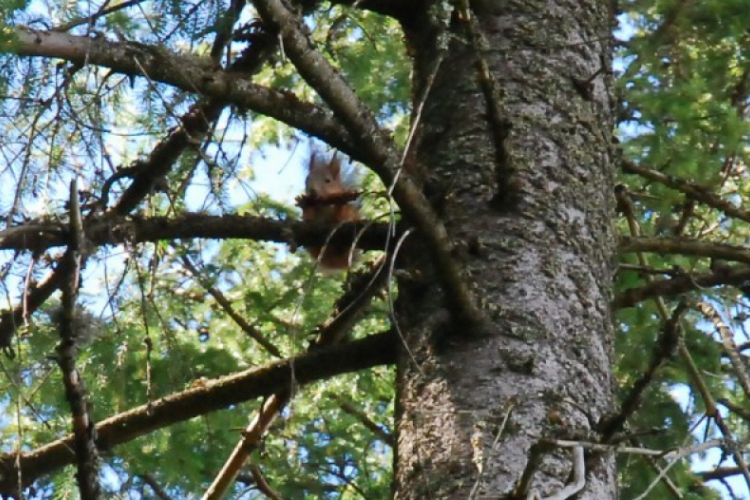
6 27 358 158
0 214 392 254
698 466 745 482
598 301 686 442
614 267 750 309
0 258 72 354
204 256 391 498
0 213 391 353
620 236 750 265
180 255 283 358
54 181 103 499
332 394 394 447
622 158 750 225
0 331 396 494
111 101 225 215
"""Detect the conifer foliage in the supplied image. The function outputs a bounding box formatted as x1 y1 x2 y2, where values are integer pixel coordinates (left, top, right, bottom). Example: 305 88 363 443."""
0 0 748 498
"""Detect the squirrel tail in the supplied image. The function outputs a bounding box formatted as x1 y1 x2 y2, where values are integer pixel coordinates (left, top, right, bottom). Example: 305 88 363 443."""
309 246 357 272
308 204 360 272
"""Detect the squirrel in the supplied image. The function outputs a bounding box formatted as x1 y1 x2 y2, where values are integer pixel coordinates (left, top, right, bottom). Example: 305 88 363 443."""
297 152 360 271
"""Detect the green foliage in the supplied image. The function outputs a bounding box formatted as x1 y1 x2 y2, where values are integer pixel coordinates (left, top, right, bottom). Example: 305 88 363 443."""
615 0 750 496
1 0 749 497
0 0 405 494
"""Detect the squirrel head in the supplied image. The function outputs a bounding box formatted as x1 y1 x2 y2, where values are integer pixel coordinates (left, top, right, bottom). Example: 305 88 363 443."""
306 153 343 198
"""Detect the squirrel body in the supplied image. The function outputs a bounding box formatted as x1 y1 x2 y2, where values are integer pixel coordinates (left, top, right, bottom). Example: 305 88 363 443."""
301 153 360 271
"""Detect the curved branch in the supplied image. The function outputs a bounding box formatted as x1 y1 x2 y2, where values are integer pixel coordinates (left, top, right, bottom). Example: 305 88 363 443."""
6 27 358 158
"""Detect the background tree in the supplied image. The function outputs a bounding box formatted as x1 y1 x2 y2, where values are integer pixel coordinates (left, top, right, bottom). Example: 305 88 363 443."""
0 0 748 499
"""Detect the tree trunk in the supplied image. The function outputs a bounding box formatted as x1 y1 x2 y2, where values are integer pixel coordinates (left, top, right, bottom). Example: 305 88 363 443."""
395 1 618 498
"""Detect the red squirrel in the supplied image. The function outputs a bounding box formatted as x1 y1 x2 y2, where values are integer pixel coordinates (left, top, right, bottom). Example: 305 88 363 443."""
299 153 360 271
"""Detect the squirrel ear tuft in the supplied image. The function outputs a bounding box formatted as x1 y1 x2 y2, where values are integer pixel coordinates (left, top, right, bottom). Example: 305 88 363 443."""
328 156 341 177
309 152 317 172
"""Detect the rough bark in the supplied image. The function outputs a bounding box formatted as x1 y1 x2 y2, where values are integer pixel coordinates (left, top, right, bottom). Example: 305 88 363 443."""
395 1 617 498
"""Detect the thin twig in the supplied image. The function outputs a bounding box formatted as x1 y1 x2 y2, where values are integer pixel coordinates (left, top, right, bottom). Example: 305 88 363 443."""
53 0 146 32
180 255 282 358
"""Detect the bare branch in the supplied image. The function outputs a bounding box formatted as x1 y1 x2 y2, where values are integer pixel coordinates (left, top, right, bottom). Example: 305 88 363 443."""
0 214 392 254
622 158 750 225
620 236 750 266
615 267 750 309
6 27 358 157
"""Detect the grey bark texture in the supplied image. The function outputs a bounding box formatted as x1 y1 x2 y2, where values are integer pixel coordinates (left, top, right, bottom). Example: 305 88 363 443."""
394 1 618 498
